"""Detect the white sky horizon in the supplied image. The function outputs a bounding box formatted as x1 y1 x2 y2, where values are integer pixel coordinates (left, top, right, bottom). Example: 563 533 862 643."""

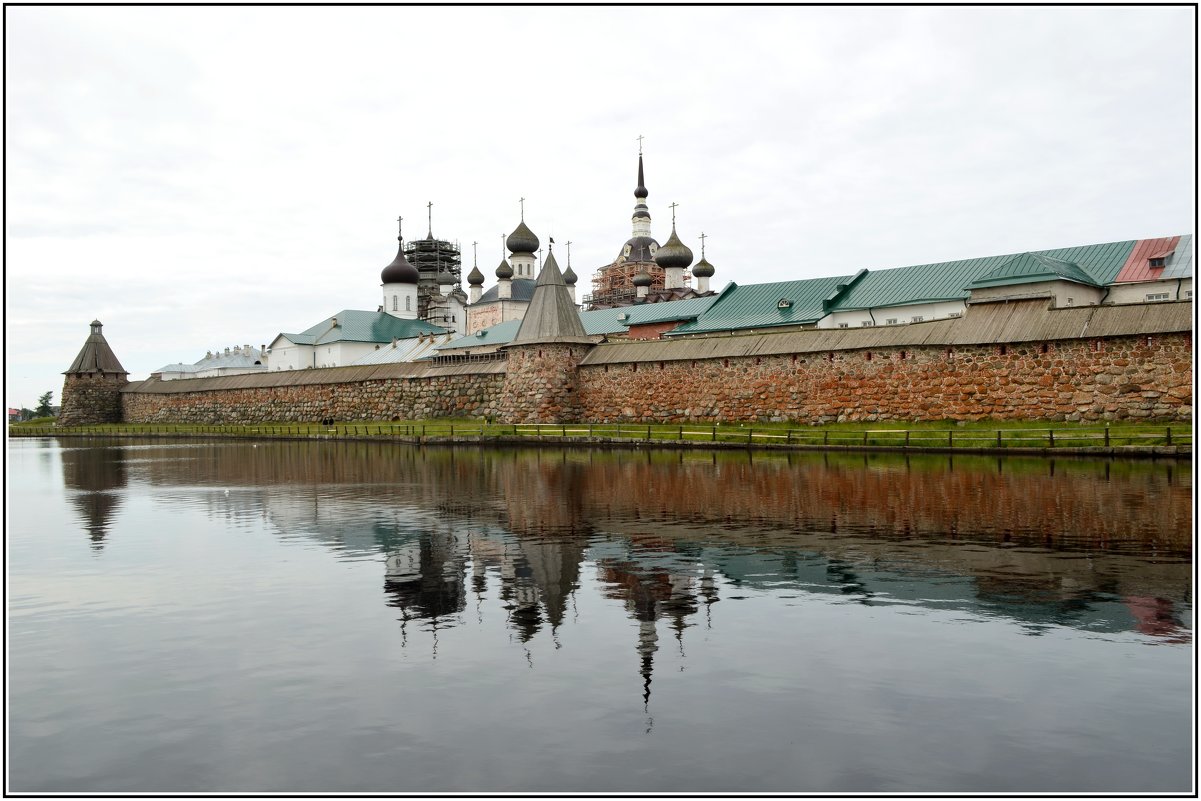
5 5 1196 409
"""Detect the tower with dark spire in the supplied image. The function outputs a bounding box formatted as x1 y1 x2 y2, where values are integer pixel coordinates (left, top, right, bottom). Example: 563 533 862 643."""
585 143 713 308
59 320 130 425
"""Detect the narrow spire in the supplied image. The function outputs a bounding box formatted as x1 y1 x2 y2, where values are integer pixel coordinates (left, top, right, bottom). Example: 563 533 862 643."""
669 201 679 228
397 215 404 243
472 241 478 268
636 134 644 155
427 201 433 239
566 240 572 267
699 231 706 258
519 197 525 221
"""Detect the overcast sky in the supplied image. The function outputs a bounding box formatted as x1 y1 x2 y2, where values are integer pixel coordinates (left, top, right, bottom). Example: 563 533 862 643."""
5 5 1195 409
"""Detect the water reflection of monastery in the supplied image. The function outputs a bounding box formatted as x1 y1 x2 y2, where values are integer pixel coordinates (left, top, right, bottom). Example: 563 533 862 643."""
68 441 1193 702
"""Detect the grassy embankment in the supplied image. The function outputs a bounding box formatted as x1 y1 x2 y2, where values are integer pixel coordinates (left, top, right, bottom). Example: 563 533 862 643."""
7 417 1192 451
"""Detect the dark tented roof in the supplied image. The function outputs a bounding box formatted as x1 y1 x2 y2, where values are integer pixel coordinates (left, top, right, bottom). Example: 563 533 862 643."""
509 250 592 345
65 321 127 375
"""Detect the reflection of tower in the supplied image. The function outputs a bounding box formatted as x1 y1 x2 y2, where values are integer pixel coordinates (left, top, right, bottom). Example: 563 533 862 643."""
597 552 701 710
383 530 468 646
637 618 658 710
60 443 127 550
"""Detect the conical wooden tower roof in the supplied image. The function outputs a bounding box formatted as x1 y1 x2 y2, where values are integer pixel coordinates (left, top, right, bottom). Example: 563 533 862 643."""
510 248 593 345
64 321 127 375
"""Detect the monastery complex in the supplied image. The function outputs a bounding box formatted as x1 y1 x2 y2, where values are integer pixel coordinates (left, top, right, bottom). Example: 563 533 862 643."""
57 152 1194 427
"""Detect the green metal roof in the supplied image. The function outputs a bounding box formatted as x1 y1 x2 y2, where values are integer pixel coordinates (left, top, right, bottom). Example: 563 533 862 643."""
668 275 853 336
833 239 1138 311
282 310 446 346
623 295 719 325
967 252 1101 290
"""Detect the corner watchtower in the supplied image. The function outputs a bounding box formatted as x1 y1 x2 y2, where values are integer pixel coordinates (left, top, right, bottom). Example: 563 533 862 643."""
59 320 129 425
498 244 595 424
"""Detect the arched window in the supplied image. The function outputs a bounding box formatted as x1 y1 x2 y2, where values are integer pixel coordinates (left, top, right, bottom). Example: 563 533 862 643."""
392 295 397 311
406 296 411 312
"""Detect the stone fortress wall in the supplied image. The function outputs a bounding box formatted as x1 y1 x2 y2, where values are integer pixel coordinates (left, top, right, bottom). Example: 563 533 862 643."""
116 300 1193 426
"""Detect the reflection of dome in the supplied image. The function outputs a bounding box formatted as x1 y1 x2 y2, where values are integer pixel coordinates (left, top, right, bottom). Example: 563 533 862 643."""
633 270 653 287
381 240 420 284
496 258 514 279
691 257 714 278
467 265 485 286
563 266 577 285
654 227 693 270
507 220 539 254
620 236 659 263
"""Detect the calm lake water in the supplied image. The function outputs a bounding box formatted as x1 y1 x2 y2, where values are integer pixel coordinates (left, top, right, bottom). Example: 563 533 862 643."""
6 437 1194 793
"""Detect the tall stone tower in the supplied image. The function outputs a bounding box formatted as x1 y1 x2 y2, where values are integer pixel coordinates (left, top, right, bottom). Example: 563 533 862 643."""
498 243 595 424
59 320 129 425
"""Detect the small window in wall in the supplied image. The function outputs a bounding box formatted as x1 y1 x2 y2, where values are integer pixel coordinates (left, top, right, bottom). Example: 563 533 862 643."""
406 296 412 311
838 322 849 329
392 295 398 311
1146 292 1170 301
1149 257 1166 268
1040 343 1049 354
1187 290 1194 298
886 318 898 325
861 321 873 327
1065 298 1074 307
911 315 924 323
999 344 1007 356
947 312 961 318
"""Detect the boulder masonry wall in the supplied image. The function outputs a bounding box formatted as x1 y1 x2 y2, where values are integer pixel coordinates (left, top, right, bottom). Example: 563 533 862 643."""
577 333 1192 423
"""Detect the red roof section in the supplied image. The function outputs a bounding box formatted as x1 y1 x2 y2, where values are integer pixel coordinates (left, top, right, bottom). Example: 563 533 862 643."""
1114 236 1180 283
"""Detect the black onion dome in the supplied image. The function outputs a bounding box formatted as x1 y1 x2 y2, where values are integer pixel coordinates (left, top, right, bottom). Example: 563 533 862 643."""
507 220 539 254
633 270 653 287
691 257 714 278
619 235 660 262
381 240 420 284
496 257 514 279
634 155 648 200
467 265 485 286
562 265 577 285
654 226 693 269
436 269 456 285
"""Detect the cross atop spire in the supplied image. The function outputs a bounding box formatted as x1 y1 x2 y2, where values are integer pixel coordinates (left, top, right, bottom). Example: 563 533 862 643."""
699 231 707 257
669 202 679 227
427 201 433 239
636 134 645 155
472 241 478 267
397 215 403 241
519 197 525 220
566 240 572 267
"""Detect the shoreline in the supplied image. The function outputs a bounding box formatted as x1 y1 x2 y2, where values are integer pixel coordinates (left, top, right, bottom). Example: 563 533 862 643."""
8 428 1191 460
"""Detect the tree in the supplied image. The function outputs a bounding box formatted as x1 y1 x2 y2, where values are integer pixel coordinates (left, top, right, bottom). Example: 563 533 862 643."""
35 391 54 418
